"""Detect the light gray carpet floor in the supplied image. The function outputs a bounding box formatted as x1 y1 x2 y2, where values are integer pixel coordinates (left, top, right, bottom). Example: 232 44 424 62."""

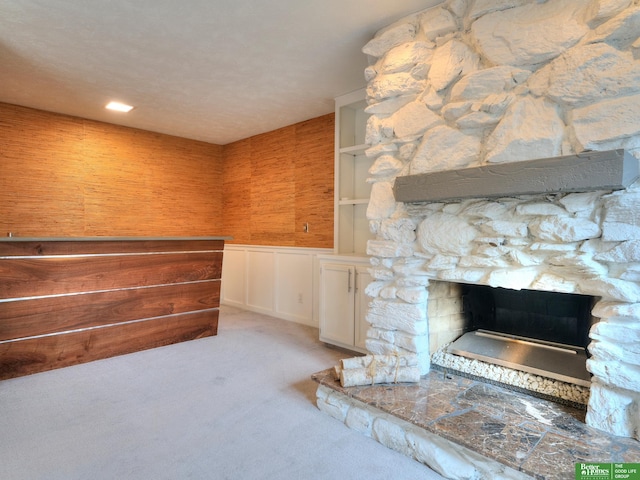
0 305 444 480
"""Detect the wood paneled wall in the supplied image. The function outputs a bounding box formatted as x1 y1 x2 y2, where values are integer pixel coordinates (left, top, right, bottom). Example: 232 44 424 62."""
1 103 335 248
0 103 224 237
222 114 335 248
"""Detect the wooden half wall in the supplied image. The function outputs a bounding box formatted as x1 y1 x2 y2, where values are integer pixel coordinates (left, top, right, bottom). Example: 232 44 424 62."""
0 237 226 379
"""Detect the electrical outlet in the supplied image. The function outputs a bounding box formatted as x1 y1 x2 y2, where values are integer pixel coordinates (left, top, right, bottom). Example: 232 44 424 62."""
297 293 303 304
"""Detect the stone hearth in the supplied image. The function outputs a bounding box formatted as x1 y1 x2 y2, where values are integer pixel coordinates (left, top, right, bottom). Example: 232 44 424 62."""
312 368 640 480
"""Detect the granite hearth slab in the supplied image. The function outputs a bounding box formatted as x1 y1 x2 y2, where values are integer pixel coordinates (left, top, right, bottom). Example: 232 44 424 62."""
312 368 640 480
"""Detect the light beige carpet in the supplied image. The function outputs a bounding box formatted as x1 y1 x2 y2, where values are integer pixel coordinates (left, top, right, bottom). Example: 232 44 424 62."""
0 305 444 480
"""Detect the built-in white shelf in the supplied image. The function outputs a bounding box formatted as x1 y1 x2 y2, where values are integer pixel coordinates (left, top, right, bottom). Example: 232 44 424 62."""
334 89 374 256
339 144 368 156
338 198 369 206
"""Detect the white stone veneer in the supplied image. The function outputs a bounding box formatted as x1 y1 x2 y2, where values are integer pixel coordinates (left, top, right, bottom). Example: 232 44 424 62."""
361 0 640 440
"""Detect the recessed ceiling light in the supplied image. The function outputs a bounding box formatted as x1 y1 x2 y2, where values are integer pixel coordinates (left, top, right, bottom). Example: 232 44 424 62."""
106 101 134 113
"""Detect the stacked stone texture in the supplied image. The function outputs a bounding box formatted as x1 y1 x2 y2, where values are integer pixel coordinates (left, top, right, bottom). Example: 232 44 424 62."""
361 0 640 439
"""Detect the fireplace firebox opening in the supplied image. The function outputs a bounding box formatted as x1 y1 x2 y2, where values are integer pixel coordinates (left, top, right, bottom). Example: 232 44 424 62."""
442 284 597 396
461 285 594 348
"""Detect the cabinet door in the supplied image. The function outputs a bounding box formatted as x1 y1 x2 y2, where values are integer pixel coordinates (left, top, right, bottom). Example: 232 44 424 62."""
319 263 355 346
354 266 372 351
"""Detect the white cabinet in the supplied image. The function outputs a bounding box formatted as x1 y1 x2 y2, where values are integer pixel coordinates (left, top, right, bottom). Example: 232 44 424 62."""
335 89 374 256
221 245 330 327
319 257 371 353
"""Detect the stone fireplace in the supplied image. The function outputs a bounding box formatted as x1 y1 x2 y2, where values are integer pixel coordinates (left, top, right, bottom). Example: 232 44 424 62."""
358 0 640 441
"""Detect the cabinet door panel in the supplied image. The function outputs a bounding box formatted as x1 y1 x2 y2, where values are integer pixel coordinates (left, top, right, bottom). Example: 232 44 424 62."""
354 266 372 351
320 263 355 345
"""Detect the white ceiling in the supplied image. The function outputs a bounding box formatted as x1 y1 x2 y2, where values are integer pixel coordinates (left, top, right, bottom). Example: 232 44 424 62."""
0 0 438 145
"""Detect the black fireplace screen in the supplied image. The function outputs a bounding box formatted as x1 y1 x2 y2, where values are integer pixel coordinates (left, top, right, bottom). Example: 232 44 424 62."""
461 285 593 348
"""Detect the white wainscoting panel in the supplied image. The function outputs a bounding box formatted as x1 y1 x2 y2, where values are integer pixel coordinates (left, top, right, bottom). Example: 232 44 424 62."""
247 249 275 313
220 248 246 307
276 251 313 323
221 245 332 327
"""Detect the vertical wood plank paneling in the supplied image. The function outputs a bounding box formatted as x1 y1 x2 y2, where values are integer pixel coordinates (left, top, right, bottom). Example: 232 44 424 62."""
222 139 252 245
222 114 335 248
295 114 335 247
0 105 86 236
82 122 224 236
82 124 156 235
1 102 335 248
0 103 223 238
250 126 296 246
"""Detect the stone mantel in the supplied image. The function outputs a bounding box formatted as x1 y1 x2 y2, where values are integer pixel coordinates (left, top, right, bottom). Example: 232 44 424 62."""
393 149 640 203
